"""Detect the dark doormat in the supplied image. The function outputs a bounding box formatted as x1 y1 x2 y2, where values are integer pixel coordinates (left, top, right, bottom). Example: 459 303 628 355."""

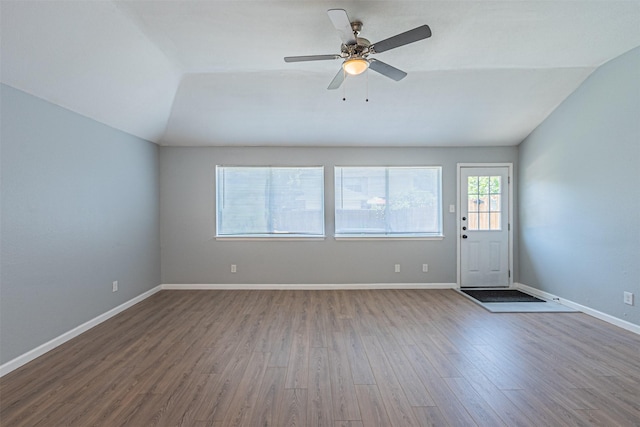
461 289 545 303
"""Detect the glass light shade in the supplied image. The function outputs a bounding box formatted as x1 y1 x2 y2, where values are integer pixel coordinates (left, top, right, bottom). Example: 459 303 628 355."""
342 58 369 76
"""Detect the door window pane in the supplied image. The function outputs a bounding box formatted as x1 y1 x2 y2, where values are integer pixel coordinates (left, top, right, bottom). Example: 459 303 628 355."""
467 175 502 231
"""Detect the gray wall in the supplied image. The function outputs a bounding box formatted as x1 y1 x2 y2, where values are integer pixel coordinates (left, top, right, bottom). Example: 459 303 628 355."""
160 146 518 285
518 47 640 326
0 85 161 364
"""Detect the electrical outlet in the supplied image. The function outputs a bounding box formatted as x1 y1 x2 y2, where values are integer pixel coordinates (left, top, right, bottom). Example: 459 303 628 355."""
422 264 429 273
112 281 118 292
231 264 237 273
394 264 401 273
624 291 634 306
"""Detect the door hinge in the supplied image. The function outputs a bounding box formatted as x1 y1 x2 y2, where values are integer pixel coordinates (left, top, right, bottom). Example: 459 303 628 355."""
508 223 511 231
508 270 511 278
508 176 511 184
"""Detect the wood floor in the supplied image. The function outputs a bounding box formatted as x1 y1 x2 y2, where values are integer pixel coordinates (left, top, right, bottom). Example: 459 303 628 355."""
1 289 639 426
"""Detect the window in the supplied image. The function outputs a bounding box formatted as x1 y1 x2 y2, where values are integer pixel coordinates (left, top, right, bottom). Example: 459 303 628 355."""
335 167 442 237
216 166 324 237
467 175 502 230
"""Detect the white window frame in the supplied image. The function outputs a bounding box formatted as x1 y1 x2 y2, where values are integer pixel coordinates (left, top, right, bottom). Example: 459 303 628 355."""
215 166 325 240
334 166 444 240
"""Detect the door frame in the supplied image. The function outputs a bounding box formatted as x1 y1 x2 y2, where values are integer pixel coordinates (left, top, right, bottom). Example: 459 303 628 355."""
456 163 514 289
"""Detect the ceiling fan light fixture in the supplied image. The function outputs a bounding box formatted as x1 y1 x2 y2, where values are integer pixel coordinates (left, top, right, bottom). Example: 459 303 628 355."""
342 58 369 75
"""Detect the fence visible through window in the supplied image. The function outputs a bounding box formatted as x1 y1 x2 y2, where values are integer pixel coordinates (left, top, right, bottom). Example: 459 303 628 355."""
467 175 501 231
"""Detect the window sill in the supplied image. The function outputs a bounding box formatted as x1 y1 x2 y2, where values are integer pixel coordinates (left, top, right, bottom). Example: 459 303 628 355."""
215 235 444 241
334 235 445 241
216 236 326 241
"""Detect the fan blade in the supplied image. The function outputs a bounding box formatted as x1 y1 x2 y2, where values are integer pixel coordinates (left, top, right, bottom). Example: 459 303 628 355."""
327 68 345 90
368 59 407 81
327 9 357 45
284 54 340 63
371 25 431 53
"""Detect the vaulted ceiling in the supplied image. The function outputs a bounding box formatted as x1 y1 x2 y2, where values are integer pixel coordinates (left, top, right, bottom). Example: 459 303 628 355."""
2 1 639 147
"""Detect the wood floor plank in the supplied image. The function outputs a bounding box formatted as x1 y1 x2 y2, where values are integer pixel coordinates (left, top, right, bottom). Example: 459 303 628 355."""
327 332 361 421
413 336 463 379
337 290 356 319
412 406 451 427
334 421 364 427
56 367 137 424
247 367 286 427
402 344 479 427
254 292 287 353
323 291 343 333
446 352 537 427
309 293 329 349
1 390 67 427
193 351 252 422
575 408 635 426
569 382 640 422
342 319 376 385
379 341 436 407
77 375 161 426
112 392 169 426
31 403 77 427
285 310 310 389
268 309 294 368
452 345 524 390
361 335 420 427
221 351 271 426
154 372 211 426
235 306 271 356
307 347 333 427
1 289 639 426
277 388 307 427
354 385 392 427
502 388 583 427
443 376 507 427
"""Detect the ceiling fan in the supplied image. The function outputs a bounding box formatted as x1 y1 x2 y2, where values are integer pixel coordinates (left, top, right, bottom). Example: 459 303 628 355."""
284 9 431 90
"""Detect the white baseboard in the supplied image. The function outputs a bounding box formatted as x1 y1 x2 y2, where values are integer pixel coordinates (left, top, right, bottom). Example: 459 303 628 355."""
515 282 640 335
0 285 162 377
161 283 457 291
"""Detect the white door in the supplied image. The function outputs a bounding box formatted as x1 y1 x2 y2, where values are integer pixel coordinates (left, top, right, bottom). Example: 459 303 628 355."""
459 166 510 287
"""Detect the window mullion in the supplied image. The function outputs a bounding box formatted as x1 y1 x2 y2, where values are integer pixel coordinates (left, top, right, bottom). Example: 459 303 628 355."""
385 167 391 234
266 168 272 233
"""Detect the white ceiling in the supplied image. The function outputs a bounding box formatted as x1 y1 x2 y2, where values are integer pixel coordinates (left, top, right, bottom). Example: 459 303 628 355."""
2 1 639 147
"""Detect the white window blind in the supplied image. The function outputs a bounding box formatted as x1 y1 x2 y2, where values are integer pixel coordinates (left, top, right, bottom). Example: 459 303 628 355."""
334 166 442 237
216 166 324 237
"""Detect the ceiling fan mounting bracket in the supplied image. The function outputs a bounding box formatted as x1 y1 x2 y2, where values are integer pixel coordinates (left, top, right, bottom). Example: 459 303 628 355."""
350 21 363 35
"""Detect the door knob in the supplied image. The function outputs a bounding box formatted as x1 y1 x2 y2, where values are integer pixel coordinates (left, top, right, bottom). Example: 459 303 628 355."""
462 234 468 239
462 226 467 230
462 216 467 221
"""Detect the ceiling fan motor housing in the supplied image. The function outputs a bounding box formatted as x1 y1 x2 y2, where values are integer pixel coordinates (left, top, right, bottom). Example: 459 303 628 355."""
341 38 371 59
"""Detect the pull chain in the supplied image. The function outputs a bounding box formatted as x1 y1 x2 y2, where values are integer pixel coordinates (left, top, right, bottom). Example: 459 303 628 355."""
340 70 370 102
366 68 369 102
342 69 346 101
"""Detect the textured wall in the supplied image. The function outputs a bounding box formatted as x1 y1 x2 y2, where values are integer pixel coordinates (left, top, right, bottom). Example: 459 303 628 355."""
518 47 640 326
0 85 161 364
